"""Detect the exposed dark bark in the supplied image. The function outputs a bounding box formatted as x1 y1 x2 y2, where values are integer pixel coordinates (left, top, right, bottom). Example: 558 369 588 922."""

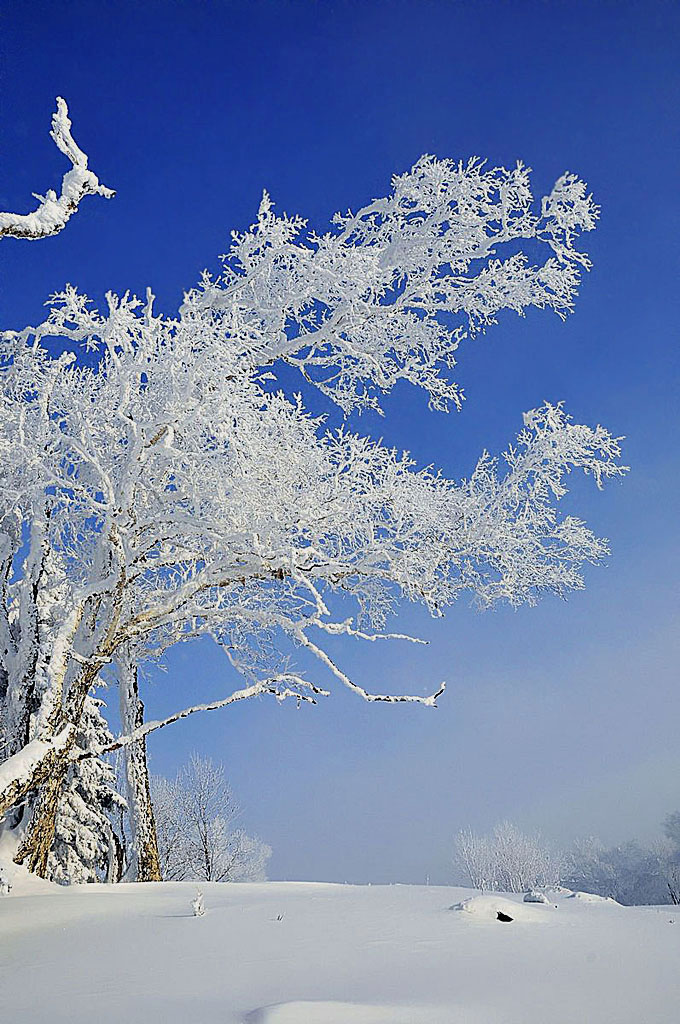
14 747 71 875
10 664 97 877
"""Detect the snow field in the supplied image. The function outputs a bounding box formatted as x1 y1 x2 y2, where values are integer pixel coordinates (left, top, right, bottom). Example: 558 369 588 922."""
1 880 679 1023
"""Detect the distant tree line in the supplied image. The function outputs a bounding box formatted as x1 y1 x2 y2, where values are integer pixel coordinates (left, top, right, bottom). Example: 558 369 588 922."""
455 815 680 905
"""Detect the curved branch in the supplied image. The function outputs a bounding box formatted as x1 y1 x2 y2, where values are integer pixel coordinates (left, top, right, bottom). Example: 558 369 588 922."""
296 629 445 706
72 675 330 760
0 98 115 241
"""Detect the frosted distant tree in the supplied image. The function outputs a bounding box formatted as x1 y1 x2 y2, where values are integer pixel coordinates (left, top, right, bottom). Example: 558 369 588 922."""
455 822 562 892
662 813 680 904
564 837 673 906
151 755 271 882
150 775 186 881
664 860 680 906
663 812 680 849
565 826 680 906
456 827 496 891
47 694 126 884
0 131 627 880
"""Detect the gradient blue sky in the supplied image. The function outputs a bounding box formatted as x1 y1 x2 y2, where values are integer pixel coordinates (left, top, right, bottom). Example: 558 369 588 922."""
1 0 678 883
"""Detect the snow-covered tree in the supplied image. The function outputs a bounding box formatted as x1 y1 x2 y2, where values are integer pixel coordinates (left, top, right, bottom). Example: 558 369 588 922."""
455 826 496 891
663 812 680 849
150 775 186 881
151 755 271 882
662 813 680 904
664 859 680 906
47 693 126 884
0 141 626 879
455 822 562 892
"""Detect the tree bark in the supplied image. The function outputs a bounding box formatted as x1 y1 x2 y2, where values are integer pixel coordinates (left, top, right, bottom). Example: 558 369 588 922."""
0 725 74 821
118 648 162 881
14 744 72 875
9 661 100 877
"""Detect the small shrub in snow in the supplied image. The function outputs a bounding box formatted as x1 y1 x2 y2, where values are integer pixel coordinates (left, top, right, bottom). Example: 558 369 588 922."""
192 890 205 917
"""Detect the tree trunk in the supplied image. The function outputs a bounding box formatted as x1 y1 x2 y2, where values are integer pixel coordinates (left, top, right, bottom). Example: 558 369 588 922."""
14 745 71 875
9 661 103 877
107 829 125 884
118 648 162 882
0 725 74 821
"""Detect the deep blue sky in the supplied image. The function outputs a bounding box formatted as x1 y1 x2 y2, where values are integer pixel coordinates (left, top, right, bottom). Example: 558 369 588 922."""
1 0 678 883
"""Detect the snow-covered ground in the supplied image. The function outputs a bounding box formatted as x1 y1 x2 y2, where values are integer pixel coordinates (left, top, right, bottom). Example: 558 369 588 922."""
2 873 679 1023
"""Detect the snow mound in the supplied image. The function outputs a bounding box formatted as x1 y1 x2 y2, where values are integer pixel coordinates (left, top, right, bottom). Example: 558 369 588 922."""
524 890 551 904
567 891 622 905
246 1002 439 1023
451 894 554 922
0 861 58 896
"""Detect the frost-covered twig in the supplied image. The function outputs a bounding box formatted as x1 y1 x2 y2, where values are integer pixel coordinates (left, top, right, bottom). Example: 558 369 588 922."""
0 98 114 240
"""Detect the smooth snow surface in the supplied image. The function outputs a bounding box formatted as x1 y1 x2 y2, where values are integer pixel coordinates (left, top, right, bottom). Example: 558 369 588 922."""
1 881 678 1023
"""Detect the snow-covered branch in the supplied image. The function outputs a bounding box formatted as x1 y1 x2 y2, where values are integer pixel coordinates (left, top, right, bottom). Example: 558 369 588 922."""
185 158 599 414
73 675 331 760
295 629 445 706
0 98 114 241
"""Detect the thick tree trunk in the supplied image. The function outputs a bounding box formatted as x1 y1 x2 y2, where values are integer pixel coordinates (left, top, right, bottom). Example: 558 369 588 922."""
119 649 161 882
14 745 72 875
0 725 74 821
8 661 98 877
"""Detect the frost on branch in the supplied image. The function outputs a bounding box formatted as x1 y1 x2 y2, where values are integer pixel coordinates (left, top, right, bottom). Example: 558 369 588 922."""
187 157 599 413
0 98 114 241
